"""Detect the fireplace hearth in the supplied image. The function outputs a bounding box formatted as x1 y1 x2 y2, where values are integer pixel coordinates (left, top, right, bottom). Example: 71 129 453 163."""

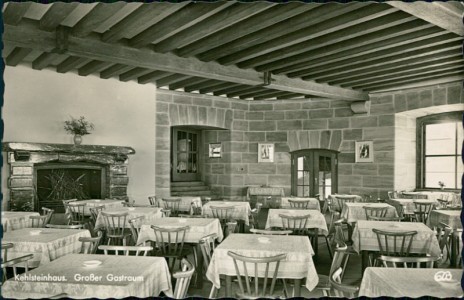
3 142 135 212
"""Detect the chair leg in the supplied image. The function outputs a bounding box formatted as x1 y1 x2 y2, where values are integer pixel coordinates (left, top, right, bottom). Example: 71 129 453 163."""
209 286 218 298
324 236 333 259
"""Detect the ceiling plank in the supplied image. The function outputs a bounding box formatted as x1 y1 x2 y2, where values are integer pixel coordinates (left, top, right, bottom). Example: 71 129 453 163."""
138 71 173 85
169 77 209 90
120 67 154 82
213 84 252 96
368 74 464 93
100 64 133 79
239 88 288 99
78 60 113 76
388 1 464 36
3 2 32 25
254 91 295 100
227 86 264 98
72 3 127 37
156 74 191 87
152 2 272 53
129 2 234 48
39 2 79 31
32 52 58 70
101 3 188 43
199 82 236 94
4 24 369 101
176 2 317 58
200 3 367 62
184 80 222 93
6 47 33 66
56 56 90 73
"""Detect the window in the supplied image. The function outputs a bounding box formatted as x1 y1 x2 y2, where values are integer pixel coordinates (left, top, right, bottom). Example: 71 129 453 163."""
418 112 463 189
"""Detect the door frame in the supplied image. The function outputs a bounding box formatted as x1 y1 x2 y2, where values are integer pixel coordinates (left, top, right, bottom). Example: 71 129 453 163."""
171 127 202 182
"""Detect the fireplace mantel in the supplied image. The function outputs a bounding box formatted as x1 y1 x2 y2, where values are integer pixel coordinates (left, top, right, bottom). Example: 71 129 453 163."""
2 142 136 211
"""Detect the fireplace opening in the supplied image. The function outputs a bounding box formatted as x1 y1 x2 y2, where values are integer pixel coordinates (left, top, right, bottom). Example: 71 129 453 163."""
35 163 106 212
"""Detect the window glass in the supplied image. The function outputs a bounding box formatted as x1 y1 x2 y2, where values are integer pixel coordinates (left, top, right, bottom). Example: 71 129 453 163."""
425 123 455 155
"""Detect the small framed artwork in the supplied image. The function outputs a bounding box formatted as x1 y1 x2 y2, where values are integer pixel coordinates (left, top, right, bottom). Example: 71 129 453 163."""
258 143 274 163
355 141 374 163
209 143 222 158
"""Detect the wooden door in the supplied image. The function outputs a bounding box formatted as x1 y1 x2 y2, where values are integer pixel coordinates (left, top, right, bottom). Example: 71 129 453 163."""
172 128 200 181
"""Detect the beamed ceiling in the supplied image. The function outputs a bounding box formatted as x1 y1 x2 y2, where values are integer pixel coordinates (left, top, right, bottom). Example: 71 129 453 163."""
2 1 464 101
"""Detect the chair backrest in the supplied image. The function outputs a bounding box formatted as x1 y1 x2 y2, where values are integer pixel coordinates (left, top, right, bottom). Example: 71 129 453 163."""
173 258 196 299
437 198 449 209
99 245 153 256
413 201 434 223
372 229 418 256
210 205 235 221
41 207 54 225
249 203 263 229
329 267 359 298
161 208 171 218
227 251 287 298
378 255 439 268
89 205 105 224
148 196 158 206
279 214 310 235
288 199 310 209
334 196 357 213
387 191 399 200
30 215 48 228
226 221 237 237
150 225 189 257
250 229 293 235
367 216 403 222
363 206 389 220
1 243 14 264
68 203 87 224
332 219 348 248
79 235 102 254
1 253 34 282
162 198 181 216
328 245 352 283
101 211 129 237
128 216 146 245
437 222 453 256
46 224 86 229
191 200 202 215
198 233 217 271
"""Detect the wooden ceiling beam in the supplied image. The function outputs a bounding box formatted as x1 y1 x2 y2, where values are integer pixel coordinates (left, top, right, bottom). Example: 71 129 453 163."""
276 93 305 100
39 3 79 32
184 80 221 93
72 3 127 37
213 85 252 96
227 86 263 98
274 29 456 75
388 1 464 36
101 3 188 43
3 2 32 25
5 47 33 66
368 75 464 93
138 71 173 85
100 64 133 79
200 3 365 62
32 53 61 70
259 21 438 74
156 74 191 87
4 24 368 101
176 3 316 58
239 89 288 99
254 91 295 100
56 56 90 73
152 2 272 53
78 60 113 76
169 77 209 91
129 2 234 48
199 82 237 94
119 67 153 82
234 10 414 68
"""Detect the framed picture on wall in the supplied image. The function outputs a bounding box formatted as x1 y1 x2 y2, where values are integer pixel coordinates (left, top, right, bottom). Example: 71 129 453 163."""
258 143 274 163
355 141 374 163
209 143 222 158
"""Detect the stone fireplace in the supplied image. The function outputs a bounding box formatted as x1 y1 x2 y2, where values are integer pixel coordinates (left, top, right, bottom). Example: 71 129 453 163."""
3 142 135 212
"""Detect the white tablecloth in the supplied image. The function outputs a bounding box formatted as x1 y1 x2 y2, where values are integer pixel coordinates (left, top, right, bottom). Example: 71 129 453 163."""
1 254 173 299
359 267 463 298
206 234 319 292
280 197 320 211
265 209 329 236
387 198 438 214
352 220 441 257
68 199 124 216
2 228 91 268
137 217 224 244
341 203 398 223
1 211 40 232
402 191 457 202
202 201 251 225
329 194 363 212
94 207 164 230
156 196 202 213
427 210 462 229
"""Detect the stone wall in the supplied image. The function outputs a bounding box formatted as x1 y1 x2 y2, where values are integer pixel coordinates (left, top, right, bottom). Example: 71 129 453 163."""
155 81 463 199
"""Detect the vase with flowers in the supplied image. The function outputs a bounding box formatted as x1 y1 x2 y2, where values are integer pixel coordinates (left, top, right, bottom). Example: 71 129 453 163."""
438 181 445 190
64 116 95 145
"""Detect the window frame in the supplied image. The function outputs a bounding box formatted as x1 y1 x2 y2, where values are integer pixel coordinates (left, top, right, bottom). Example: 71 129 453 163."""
416 111 463 190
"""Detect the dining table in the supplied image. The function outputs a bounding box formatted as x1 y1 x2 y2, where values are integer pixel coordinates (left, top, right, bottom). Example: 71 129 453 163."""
427 210 462 229
206 233 319 297
1 228 91 268
1 254 173 299
352 220 441 273
156 196 202 213
202 200 252 226
136 217 223 289
401 191 456 202
387 198 438 214
359 267 463 298
1 211 40 232
280 197 321 211
68 199 125 216
340 202 398 223
93 206 164 230
265 209 329 236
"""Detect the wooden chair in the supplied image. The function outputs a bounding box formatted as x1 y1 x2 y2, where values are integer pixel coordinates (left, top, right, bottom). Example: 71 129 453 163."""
363 206 389 220
100 211 131 245
227 251 288 299
161 208 171 218
62 199 77 225
68 203 87 226
288 199 310 209
89 205 105 234
172 258 196 299
333 196 357 214
279 214 310 235
387 191 399 200
436 222 452 263
249 203 263 230
29 215 48 228
367 216 403 222
79 235 102 254
201 196 212 206
46 224 85 229
413 201 434 223
41 207 54 225
250 229 293 235
199 234 220 298
128 216 146 245
162 198 182 217
329 267 359 298
378 255 439 268
437 198 449 209
210 205 235 233
452 228 462 267
372 229 418 257
99 245 153 256
1 254 34 282
191 200 202 215
151 225 190 270
148 196 159 206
